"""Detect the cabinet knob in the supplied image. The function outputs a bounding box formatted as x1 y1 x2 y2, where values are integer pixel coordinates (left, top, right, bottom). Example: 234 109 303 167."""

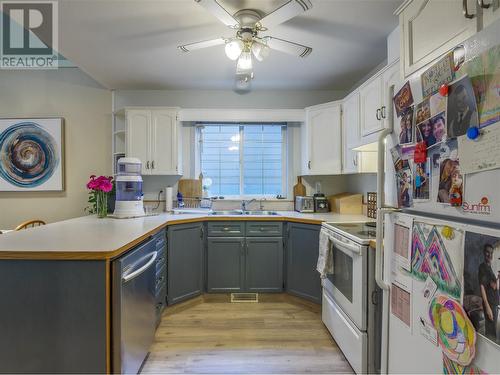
146 161 150 169
463 0 475 18
308 161 311 170
151 160 155 169
353 156 358 167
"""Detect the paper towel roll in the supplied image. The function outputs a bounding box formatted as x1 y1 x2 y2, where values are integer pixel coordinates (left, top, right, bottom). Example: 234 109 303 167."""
165 187 173 212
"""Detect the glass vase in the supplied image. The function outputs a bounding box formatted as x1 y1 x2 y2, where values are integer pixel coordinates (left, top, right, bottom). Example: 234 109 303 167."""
96 191 108 218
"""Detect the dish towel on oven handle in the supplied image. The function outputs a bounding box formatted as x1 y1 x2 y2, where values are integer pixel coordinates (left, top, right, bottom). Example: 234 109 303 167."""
317 229 333 278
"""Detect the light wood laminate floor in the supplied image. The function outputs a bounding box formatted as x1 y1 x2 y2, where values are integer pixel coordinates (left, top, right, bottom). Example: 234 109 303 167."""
142 294 353 374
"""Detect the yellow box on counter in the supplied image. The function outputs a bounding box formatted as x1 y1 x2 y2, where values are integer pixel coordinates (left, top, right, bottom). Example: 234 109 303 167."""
328 193 363 214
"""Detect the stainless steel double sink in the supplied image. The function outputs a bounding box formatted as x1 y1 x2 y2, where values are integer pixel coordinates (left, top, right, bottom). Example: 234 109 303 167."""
208 210 280 216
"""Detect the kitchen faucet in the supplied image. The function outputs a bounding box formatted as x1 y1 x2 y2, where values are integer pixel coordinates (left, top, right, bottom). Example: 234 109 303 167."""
241 199 256 211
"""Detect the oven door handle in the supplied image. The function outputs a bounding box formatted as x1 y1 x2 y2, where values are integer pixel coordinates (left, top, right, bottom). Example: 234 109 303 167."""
330 236 361 256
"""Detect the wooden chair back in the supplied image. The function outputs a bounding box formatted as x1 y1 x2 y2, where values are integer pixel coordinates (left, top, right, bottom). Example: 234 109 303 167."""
15 220 46 231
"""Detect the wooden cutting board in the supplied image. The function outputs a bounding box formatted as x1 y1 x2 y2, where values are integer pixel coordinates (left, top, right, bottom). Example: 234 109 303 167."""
293 176 306 198
178 179 202 198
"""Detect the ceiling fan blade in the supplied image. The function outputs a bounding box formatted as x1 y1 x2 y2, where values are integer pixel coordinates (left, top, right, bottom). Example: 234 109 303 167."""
178 38 226 52
262 36 312 58
257 0 312 29
194 0 240 28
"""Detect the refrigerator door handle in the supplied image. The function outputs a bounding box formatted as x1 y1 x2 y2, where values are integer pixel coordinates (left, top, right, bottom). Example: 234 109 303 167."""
376 83 401 375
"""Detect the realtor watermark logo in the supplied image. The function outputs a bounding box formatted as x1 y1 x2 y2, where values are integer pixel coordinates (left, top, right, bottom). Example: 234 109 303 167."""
1 1 58 69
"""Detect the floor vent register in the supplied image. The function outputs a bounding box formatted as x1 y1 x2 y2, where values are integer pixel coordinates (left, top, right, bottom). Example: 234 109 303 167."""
230 293 259 303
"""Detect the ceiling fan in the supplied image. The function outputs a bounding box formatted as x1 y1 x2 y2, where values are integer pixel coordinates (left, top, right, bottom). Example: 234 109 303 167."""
178 0 313 91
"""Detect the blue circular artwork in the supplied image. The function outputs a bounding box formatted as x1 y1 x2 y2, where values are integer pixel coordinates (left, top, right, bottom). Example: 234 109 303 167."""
0 122 59 187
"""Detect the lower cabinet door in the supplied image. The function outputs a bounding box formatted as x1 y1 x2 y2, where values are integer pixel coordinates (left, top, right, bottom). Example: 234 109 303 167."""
167 223 204 305
286 223 321 303
207 237 245 292
245 237 283 292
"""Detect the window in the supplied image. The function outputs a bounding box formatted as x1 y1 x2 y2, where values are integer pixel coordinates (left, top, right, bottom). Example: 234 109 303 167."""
197 123 286 197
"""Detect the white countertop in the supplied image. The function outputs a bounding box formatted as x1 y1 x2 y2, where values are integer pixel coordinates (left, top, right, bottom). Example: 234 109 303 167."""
0 211 371 259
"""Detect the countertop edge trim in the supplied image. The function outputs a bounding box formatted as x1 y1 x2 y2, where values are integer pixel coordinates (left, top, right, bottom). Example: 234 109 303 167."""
0 216 327 260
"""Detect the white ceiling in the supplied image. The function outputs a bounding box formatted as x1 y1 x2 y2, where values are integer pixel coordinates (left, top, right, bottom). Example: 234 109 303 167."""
58 0 401 90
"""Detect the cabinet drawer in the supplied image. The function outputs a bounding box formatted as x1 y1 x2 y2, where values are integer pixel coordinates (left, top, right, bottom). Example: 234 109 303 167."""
207 222 245 237
246 222 282 237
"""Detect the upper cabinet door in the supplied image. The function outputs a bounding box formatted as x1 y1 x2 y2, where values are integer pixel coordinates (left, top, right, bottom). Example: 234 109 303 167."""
126 109 151 175
342 92 361 174
305 103 342 175
399 0 478 77
482 0 500 28
343 92 361 148
360 75 383 137
381 61 400 130
150 110 180 175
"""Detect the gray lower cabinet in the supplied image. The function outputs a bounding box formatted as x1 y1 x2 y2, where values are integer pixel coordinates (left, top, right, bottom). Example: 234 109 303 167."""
207 237 245 292
207 222 284 293
0 260 107 373
167 222 204 305
246 237 284 292
286 223 321 303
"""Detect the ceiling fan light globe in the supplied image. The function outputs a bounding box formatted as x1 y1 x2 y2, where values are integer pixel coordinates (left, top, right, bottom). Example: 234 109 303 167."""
236 51 253 72
251 41 270 62
225 39 243 61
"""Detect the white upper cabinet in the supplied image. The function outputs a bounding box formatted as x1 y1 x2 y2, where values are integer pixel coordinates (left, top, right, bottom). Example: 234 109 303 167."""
381 61 400 129
126 107 181 176
358 61 400 145
126 110 151 175
303 102 342 175
397 0 479 78
342 92 361 174
481 0 500 28
360 75 384 137
150 110 181 175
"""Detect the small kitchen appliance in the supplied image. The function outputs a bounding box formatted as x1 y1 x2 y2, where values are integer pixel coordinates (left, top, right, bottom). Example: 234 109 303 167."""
313 194 329 213
113 157 145 218
295 196 314 213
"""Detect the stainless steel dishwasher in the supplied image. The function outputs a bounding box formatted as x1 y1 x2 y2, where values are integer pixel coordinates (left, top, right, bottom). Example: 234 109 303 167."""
113 237 158 374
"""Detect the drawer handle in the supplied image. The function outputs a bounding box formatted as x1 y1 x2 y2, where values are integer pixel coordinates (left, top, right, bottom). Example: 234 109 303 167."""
223 227 230 231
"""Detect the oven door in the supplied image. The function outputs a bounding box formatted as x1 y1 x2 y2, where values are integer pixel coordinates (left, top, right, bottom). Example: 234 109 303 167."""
322 234 367 330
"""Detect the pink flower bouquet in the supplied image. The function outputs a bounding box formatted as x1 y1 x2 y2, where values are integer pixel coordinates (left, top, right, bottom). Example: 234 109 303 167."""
86 175 114 218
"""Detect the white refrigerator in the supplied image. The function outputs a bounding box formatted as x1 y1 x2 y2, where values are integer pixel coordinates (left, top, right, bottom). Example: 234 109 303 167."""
377 20 500 374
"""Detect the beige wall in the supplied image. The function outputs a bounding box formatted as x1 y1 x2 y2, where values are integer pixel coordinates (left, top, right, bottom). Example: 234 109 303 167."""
0 68 112 229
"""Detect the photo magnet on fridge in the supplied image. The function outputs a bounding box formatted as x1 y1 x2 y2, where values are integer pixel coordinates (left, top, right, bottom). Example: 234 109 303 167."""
447 76 479 138
394 81 414 117
421 52 455 98
413 159 430 201
437 158 464 206
463 232 500 347
416 98 431 124
416 112 447 148
398 107 415 145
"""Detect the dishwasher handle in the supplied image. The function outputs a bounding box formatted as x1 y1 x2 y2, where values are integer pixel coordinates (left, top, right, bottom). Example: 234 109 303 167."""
122 251 158 283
